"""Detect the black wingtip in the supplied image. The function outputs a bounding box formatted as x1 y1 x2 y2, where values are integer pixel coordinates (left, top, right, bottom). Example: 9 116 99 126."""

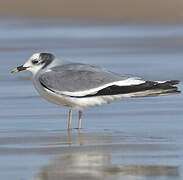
166 80 180 85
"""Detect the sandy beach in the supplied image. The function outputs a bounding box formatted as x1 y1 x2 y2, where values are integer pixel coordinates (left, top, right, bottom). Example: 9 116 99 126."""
0 0 183 23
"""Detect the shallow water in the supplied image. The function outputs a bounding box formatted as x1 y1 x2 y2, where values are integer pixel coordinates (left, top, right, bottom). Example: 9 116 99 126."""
0 19 183 180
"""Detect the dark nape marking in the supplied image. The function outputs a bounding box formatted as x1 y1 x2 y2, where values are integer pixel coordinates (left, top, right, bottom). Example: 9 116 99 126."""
40 53 55 69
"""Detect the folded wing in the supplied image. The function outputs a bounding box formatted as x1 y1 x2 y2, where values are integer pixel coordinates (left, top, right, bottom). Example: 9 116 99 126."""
39 63 145 97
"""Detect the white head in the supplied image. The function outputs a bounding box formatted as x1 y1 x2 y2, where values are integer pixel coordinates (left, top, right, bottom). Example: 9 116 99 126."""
12 53 55 75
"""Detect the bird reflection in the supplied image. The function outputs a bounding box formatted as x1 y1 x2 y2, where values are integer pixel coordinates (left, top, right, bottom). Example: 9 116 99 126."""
32 129 180 180
67 129 84 146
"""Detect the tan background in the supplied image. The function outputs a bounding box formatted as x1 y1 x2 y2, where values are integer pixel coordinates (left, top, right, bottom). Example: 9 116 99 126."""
1 0 183 23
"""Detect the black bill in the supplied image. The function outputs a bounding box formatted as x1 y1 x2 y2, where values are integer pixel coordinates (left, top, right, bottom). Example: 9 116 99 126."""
11 65 27 73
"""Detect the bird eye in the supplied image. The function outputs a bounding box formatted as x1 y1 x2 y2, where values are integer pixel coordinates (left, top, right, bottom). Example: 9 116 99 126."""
32 60 39 64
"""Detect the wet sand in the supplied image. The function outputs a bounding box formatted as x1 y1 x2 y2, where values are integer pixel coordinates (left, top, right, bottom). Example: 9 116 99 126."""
1 128 183 180
0 19 183 180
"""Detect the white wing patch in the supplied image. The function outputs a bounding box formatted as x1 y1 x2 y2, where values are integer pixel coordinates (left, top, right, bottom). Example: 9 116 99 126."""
57 77 145 97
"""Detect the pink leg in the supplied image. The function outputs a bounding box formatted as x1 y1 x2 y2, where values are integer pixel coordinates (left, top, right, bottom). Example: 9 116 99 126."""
68 109 72 129
78 110 82 129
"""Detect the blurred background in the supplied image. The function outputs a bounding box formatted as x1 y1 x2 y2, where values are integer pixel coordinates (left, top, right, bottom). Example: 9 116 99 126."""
1 0 183 23
1 1 183 180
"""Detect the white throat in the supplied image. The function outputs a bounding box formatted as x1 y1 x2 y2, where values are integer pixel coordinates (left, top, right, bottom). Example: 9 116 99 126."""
26 66 43 75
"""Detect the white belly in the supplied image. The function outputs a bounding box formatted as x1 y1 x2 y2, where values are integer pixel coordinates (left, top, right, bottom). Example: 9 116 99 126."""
33 79 71 106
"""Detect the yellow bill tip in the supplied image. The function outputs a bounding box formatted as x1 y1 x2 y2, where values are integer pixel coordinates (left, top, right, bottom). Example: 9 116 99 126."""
11 68 19 73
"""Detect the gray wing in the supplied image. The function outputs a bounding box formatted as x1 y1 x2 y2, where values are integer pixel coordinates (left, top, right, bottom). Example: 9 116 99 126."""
39 63 133 96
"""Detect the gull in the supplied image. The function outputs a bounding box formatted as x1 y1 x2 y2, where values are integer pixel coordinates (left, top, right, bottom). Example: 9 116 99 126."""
11 53 180 129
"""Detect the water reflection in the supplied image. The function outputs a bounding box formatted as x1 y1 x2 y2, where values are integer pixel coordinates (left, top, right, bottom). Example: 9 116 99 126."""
33 130 180 180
